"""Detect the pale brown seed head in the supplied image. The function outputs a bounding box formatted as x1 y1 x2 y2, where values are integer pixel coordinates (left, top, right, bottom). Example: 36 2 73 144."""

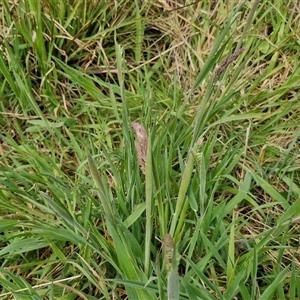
132 122 148 174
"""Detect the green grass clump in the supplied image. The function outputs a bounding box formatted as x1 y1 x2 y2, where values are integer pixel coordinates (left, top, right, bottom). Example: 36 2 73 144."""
0 0 300 299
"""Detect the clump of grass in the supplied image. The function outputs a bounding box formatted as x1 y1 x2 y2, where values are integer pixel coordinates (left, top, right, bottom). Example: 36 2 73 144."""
0 1 300 300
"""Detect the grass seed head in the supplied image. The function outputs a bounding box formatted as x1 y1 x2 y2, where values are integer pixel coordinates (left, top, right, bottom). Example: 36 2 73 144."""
132 122 148 174
215 47 246 80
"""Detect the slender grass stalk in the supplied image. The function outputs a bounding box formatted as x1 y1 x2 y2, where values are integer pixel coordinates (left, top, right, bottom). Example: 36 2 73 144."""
169 151 193 239
87 154 115 224
164 234 179 300
145 132 153 276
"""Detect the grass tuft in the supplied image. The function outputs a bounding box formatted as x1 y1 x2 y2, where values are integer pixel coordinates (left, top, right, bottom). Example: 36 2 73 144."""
1 0 300 299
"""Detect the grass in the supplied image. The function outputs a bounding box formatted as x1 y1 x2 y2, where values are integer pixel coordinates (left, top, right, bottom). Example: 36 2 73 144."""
0 0 300 299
